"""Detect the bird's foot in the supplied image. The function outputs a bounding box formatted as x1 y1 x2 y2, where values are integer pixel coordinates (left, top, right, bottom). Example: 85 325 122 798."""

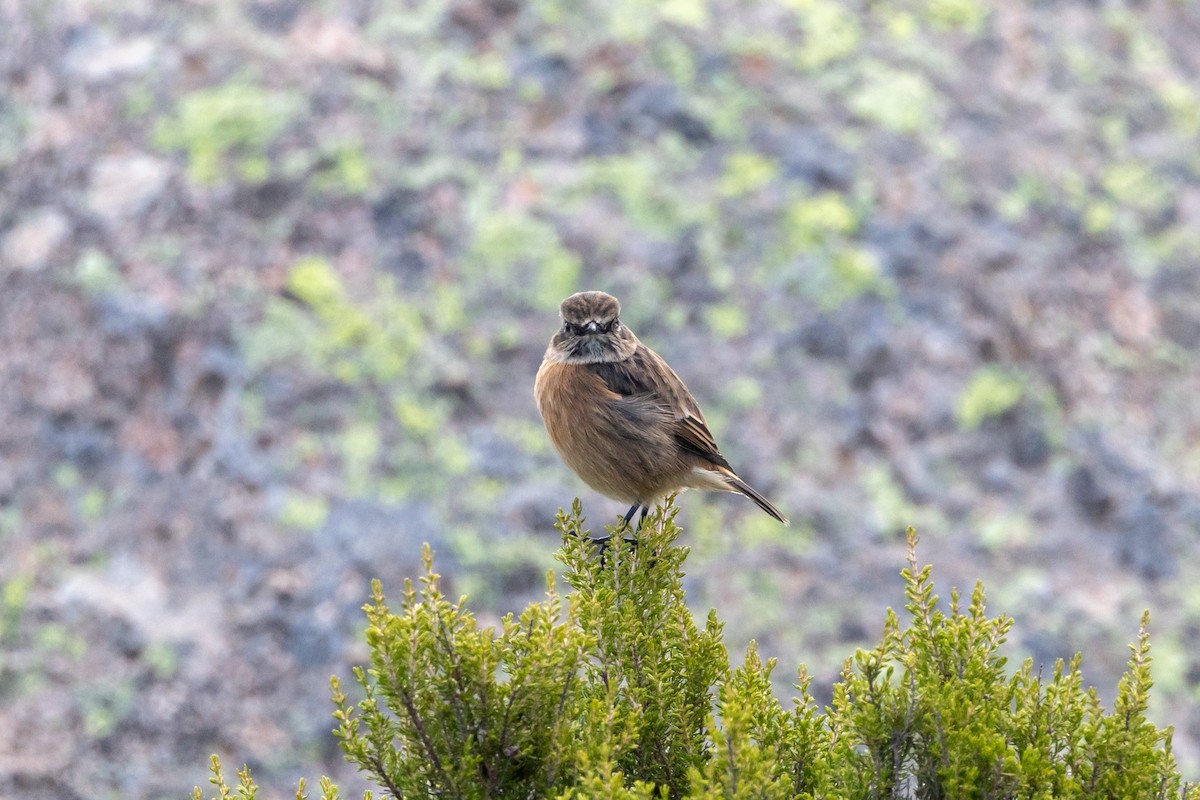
618 504 650 538
585 534 639 550
582 534 638 568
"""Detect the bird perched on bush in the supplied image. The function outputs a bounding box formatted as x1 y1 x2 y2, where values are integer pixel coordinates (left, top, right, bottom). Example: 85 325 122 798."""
535 290 787 536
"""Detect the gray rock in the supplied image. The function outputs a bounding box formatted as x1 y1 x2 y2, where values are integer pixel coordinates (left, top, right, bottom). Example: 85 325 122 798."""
867 220 945 280
245 0 304 32
55 554 226 659
86 153 171 224
501 482 571 532
776 127 856 190
1067 465 1113 521
317 498 442 573
981 458 1016 493
3 207 71 271
64 30 158 82
467 427 528 481
1009 422 1051 469
795 317 849 360
1116 497 1175 581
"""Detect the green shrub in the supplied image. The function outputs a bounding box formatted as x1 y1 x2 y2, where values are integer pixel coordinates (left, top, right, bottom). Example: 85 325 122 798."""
196 500 1199 799
847 63 940 135
956 367 1025 430
241 256 472 503
789 0 862 72
464 211 581 311
154 81 302 185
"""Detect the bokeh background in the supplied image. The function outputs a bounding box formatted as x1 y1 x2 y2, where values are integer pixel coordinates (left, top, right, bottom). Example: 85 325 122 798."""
4 0 1200 796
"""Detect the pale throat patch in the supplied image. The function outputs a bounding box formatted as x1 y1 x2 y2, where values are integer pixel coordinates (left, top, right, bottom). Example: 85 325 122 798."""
547 334 634 365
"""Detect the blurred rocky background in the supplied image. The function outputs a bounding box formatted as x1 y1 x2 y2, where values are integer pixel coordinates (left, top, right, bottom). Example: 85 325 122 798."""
3 0 1200 796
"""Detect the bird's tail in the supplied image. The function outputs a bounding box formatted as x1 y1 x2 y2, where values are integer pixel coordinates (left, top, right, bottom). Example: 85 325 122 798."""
723 473 789 525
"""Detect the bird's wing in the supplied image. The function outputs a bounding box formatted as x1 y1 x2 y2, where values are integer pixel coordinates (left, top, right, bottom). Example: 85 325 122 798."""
588 344 732 470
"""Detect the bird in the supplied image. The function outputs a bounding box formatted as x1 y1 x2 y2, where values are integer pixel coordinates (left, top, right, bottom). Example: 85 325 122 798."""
534 290 788 537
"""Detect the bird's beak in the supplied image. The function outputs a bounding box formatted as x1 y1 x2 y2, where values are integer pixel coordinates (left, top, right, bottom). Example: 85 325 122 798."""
584 321 600 334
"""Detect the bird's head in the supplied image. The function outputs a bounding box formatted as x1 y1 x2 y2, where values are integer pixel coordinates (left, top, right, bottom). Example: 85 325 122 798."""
548 291 637 364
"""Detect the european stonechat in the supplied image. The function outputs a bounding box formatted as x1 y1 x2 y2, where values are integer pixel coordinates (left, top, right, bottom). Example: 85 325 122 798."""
534 290 788 532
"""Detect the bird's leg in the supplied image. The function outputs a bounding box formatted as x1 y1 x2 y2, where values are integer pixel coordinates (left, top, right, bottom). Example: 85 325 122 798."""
611 505 648 547
587 504 641 553
585 504 632 548
594 536 612 569
584 504 632 549
622 503 640 528
584 536 616 572
583 505 645 567
618 503 643 545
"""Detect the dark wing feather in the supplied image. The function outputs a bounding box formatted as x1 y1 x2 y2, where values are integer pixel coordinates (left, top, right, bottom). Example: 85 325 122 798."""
588 353 654 398
587 344 731 470
674 414 730 469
